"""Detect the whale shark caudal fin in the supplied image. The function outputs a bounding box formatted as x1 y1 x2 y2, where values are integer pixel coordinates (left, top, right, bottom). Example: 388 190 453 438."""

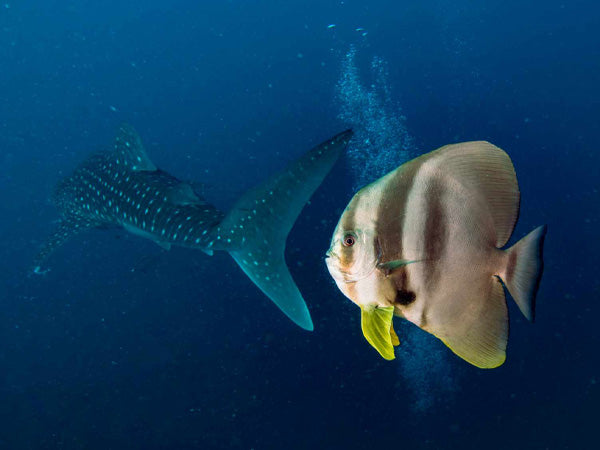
218 130 353 330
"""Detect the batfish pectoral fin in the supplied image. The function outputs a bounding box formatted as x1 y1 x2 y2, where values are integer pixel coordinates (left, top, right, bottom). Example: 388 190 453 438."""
377 259 421 275
360 305 397 360
427 278 508 369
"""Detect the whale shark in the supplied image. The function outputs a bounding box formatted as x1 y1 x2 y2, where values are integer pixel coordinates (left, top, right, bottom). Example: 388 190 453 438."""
34 124 353 330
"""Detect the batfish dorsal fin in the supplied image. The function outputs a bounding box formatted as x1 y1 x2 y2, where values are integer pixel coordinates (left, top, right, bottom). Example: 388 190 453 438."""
113 124 157 172
425 141 519 247
427 277 508 369
222 129 353 330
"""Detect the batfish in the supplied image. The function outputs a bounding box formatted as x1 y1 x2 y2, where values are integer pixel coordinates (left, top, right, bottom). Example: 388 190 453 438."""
34 124 353 330
325 141 546 368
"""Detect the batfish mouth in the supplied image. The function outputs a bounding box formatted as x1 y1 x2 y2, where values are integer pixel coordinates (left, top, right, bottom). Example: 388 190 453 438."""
324 253 348 281
325 252 376 284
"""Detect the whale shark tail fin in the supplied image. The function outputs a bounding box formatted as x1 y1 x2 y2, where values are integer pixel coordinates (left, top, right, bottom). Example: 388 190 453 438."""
220 130 353 330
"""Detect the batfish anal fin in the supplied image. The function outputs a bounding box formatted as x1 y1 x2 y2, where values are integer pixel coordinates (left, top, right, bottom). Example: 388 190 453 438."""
219 129 353 330
361 305 397 360
424 141 520 247
32 216 99 274
113 123 157 172
428 277 508 369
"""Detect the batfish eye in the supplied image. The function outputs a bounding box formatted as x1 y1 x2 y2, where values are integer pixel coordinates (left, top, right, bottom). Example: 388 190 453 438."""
342 234 356 247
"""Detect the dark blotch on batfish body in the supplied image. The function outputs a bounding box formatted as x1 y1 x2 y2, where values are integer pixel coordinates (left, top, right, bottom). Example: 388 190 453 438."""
326 140 547 368
395 289 416 306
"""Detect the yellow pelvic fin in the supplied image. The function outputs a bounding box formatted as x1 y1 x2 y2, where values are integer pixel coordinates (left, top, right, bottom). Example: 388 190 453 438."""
360 305 397 360
390 323 400 347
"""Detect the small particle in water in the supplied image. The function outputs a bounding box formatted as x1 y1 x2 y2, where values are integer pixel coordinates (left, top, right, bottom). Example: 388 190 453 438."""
297 53 304 59
4 3 10 9
362 32 368 37
356 27 364 31
327 24 336 29
109 105 118 112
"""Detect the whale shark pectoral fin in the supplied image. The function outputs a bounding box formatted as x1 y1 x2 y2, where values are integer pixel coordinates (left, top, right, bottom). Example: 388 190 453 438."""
113 124 157 172
122 223 172 250
167 182 204 206
155 241 171 251
230 250 313 330
32 216 99 273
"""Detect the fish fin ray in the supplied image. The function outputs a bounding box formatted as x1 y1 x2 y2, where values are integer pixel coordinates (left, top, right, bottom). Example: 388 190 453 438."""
501 225 547 322
426 141 520 247
360 306 396 360
390 322 400 346
426 277 508 369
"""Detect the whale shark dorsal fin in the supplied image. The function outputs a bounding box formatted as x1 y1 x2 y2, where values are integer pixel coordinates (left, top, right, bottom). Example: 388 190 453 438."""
113 124 157 172
220 129 353 329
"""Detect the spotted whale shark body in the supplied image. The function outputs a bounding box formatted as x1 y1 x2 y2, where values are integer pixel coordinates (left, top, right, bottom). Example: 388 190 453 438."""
34 125 353 330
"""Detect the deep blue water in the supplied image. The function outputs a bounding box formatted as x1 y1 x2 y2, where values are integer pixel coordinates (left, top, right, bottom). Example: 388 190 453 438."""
1 1 599 448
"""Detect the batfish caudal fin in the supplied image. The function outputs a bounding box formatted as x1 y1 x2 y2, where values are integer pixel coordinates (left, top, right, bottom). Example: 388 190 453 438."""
218 130 353 330
501 225 547 322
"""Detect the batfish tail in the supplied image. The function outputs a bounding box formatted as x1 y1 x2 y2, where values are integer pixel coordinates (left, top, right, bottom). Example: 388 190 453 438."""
218 130 353 330
501 225 547 322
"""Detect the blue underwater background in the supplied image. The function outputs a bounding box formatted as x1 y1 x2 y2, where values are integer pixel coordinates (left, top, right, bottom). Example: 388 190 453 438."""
1 1 599 448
